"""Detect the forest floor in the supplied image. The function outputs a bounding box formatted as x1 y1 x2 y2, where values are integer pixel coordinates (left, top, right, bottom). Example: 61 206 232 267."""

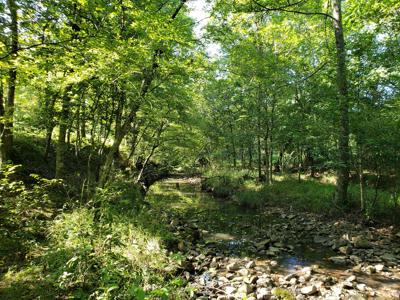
148 178 400 299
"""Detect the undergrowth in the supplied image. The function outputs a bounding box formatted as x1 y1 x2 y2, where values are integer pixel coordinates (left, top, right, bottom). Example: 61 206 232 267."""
202 170 400 223
0 167 189 299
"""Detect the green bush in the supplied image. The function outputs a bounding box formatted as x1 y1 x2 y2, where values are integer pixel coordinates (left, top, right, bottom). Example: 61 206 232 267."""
201 169 246 198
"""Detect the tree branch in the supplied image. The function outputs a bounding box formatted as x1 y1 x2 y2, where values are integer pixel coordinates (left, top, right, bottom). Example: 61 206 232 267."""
251 0 335 20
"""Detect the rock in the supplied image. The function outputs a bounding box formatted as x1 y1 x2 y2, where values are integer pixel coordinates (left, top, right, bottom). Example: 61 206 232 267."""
300 285 318 295
329 256 348 265
289 277 297 285
300 266 312 275
365 265 376 274
332 238 348 250
227 262 240 271
217 296 229 300
238 283 253 295
225 286 236 295
339 246 353 255
284 273 297 281
238 268 250 276
256 277 271 286
349 255 362 264
352 236 372 249
356 283 366 291
270 260 278 267
256 287 271 300
343 280 354 289
246 260 256 269
374 264 384 272
346 275 357 282
245 275 258 284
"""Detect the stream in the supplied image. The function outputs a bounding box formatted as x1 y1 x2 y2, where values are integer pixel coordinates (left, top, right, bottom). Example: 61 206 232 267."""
148 178 400 299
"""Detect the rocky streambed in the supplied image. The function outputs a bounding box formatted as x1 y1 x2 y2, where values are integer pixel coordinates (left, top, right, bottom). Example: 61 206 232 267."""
150 179 400 299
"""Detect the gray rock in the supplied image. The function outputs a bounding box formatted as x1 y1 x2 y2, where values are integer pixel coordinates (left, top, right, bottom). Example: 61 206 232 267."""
284 273 297 281
246 260 256 269
238 283 253 295
346 275 357 282
374 264 384 272
256 277 271 286
238 268 250 276
339 246 352 255
256 287 271 300
225 286 236 295
245 275 258 284
329 256 348 265
227 262 240 271
300 285 318 295
356 283 366 292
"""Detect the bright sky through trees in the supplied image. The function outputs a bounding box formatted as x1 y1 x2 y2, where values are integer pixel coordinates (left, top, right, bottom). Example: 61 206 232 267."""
188 0 221 57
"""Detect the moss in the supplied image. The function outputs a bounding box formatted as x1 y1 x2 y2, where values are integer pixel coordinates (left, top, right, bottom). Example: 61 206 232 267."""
272 287 295 300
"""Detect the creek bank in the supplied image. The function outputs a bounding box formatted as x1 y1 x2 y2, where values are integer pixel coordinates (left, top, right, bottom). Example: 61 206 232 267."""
152 179 400 299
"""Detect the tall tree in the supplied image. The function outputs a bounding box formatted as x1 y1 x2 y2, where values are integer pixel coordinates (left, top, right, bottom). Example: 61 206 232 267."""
331 0 350 204
1 0 18 166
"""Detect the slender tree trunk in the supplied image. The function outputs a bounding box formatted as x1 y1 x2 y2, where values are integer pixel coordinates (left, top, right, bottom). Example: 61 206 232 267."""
136 122 165 183
248 144 253 169
358 145 365 212
332 0 350 204
55 88 72 178
3 0 18 160
269 98 276 184
44 93 57 160
264 137 269 183
0 81 5 167
298 146 302 183
257 135 262 181
228 122 237 168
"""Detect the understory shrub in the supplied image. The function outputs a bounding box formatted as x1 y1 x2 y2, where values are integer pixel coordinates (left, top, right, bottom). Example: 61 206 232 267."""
201 170 246 198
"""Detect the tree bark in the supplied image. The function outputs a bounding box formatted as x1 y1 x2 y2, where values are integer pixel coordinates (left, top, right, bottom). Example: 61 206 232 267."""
0 81 5 167
229 122 236 168
332 0 350 204
55 88 72 178
3 0 18 160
